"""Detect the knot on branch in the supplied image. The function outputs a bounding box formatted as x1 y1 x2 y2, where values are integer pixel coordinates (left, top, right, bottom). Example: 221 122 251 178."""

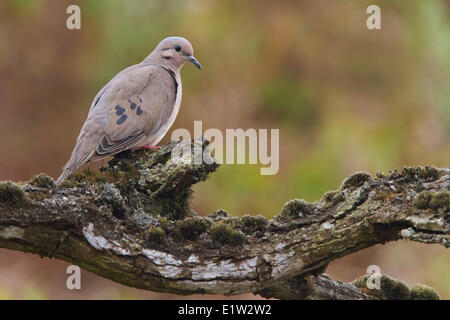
61 136 219 220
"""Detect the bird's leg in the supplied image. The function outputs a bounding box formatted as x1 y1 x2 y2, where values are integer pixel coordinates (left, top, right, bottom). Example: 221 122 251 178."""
140 144 161 150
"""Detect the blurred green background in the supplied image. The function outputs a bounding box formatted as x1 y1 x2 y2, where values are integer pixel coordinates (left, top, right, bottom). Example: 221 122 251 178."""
0 0 449 299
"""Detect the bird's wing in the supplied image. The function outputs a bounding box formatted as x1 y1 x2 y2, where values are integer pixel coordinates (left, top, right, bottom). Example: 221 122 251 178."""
92 64 178 159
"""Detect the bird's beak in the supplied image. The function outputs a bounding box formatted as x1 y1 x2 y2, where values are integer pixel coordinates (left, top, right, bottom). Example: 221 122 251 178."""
186 55 202 70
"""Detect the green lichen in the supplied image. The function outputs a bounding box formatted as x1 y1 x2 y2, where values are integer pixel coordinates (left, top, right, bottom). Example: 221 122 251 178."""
341 171 371 189
158 217 171 230
416 166 441 181
147 227 166 244
98 183 123 207
241 215 268 230
209 223 245 246
410 284 440 300
153 188 192 220
60 151 140 191
280 199 315 218
413 191 433 209
414 191 449 211
61 149 195 219
209 209 229 219
106 152 142 193
353 275 368 289
58 140 217 221
61 167 115 188
354 275 410 300
376 170 389 178
429 192 449 211
30 173 56 190
373 190 404 202
178 217 210 240
380 276 410 300
402 166 441 182
0 181 24 205
321 190 337 203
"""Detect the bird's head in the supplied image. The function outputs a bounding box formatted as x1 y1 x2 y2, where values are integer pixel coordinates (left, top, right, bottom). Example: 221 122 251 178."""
151 36 202 71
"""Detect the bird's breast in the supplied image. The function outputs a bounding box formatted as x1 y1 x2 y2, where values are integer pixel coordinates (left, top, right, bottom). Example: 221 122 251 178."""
140 73 182 147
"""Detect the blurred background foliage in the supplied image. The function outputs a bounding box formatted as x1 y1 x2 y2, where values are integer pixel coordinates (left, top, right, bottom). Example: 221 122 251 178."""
0 0 449 299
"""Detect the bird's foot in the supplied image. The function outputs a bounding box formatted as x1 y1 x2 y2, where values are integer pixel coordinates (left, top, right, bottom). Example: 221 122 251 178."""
140 144 161 150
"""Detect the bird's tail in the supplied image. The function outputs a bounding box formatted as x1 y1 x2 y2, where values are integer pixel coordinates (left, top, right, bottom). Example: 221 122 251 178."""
56 137 96 184
56 167 74 185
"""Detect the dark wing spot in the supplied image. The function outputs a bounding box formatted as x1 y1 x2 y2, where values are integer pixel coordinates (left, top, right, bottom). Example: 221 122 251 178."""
139 97 143 103
130 102 136 110
115 105 125 115
116 114 127 125
136 107 143 116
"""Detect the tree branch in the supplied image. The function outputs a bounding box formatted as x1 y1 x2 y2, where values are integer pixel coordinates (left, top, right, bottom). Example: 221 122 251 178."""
0 137 448 299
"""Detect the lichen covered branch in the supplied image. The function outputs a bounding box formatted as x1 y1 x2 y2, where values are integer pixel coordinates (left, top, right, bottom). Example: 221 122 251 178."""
0 137 448 299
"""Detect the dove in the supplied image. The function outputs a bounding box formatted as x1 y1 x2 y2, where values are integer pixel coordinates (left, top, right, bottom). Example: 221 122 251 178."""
56 36 201 184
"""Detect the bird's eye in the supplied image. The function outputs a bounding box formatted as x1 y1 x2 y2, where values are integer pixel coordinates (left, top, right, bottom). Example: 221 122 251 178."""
174 45 181 52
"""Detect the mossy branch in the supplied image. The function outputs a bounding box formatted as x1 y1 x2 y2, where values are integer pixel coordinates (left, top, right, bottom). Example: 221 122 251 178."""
0 137 448 299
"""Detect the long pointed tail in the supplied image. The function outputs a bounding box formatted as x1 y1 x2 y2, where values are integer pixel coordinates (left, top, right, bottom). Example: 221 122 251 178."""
56 150 94 184
56 137 97 184
56 168 74 185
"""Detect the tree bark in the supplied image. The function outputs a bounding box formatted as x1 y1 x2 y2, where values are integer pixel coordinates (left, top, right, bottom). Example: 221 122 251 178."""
0 137 448 299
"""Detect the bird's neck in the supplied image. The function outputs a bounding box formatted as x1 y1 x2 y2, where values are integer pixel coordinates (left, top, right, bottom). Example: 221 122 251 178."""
141 54 181 74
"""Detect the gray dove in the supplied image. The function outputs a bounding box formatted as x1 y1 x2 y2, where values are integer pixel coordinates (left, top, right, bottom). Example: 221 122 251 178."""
56 36 201 184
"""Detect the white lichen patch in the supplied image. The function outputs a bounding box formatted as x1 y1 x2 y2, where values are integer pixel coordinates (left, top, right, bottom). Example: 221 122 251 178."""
187 254 200 263
191 257 258 281
406 216 445 232
158 265 183 278
400 228 415 239
98 183 123 206
142 248 183 266
43 198 58 208
170 144 196 165
0 226 24 239
264 250 298 278
321 222 333 230
41 194 83 210
82 223 130 255
275 243 287 251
